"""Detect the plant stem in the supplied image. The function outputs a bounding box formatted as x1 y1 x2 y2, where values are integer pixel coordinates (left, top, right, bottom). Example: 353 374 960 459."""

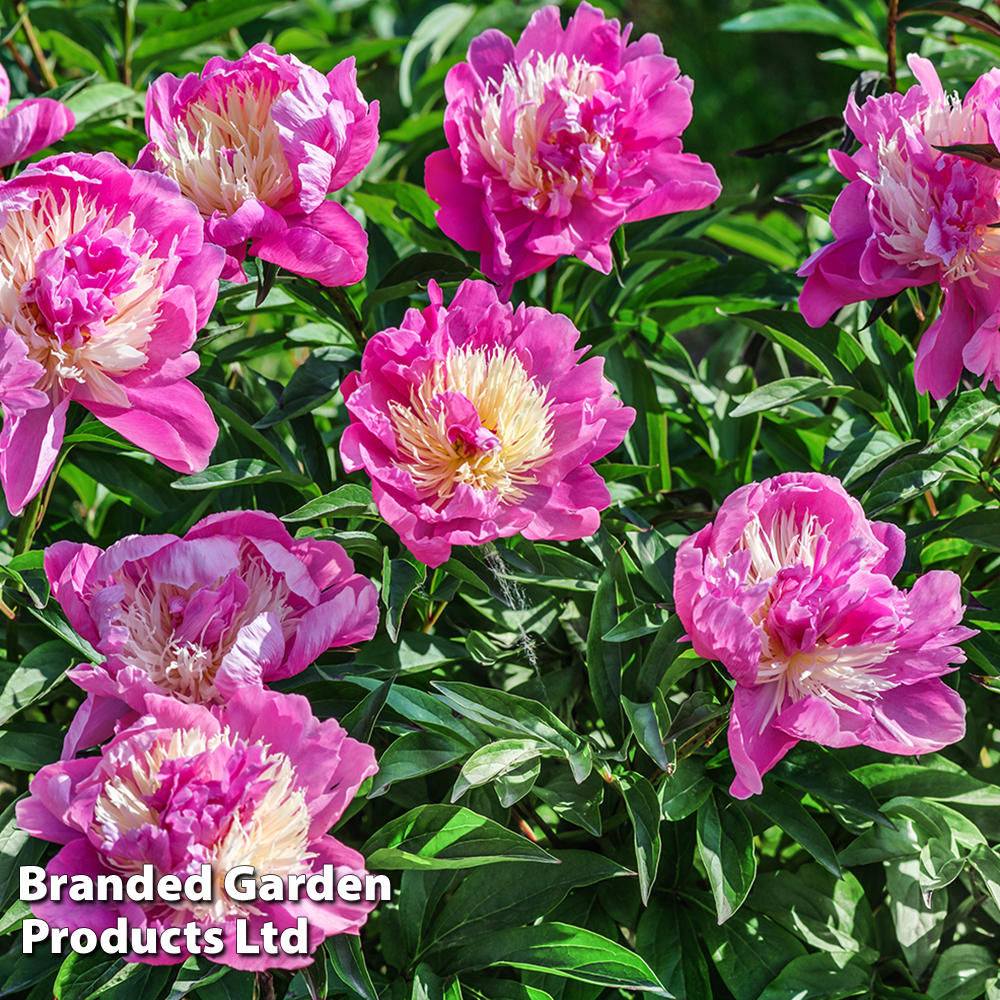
422 600 449 633
544 266 555 312
4 39 40 92
983 422 1000 470
886 0 898 93
16 4 56 91
328 285 366 343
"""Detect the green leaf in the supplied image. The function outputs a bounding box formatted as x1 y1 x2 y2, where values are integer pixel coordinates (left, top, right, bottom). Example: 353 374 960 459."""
343 675 394 743
721 5 876 47
752 781 842 876
382 552 426 643
171 458 312 491
134 0 285 59
586 566 625 745
254 346 359 428
0 641 76 725
531 770 604 837
885 856 946 979
329 934 380 1000
603 604 671 642
926 945 997 1000
770 743 887 826
427 851 631 950
658 757 714 821
453 922 669 995
162 957 230 1000
362 252 474 320
432 681 592 782
757 951 871 1000
946 507 1000 551
54 952 156 1000
697 790 756 924
729 376 848 417
926 391 1000 453
370 731 470 798
0 723 62 770
452 739 551 802
0 796 31 912
623 695 673 772
362 804 558 869
750 867 877 961
635 897 710 1000
863 453 974 516
617 773 662 905
282 485 376 521
693 894 807 1000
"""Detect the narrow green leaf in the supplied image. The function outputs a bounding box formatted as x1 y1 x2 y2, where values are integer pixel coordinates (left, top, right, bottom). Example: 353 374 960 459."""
697 790 756 924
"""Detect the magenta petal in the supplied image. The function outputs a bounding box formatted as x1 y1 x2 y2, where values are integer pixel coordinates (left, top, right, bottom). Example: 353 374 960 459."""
83 377 218 474
728 684 800 799
865 679 966 754
252 201 368 286
0 394 68 517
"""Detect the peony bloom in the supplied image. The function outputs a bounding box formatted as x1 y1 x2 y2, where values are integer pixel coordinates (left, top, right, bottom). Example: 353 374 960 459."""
136 43 378 285
16 688 379 970
799 54 1000 398
0 152 224 516
425 2 721 289
45 510 379 754
673 472 974 799
0 64 75 167
340 279 635 567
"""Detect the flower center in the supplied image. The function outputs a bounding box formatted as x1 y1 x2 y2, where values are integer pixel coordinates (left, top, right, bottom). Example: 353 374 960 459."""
738 510 897 726
112 546 297 703
388 343 554 508
155 79 297 218
0 190 164 405
478 53 612 213
92 726 313 921
863 91 1000 282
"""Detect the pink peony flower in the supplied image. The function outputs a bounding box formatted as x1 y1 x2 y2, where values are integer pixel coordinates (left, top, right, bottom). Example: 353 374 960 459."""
673 472 974 799
799 54 1000 398
45 510 379 755
0 64 75 167
16 688 379 970
0 152 224 516
339 279 635 567
425 2 721 289
137 43 378 285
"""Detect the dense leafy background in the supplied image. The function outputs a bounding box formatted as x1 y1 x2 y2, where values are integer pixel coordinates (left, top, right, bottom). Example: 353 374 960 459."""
2 0 1000 998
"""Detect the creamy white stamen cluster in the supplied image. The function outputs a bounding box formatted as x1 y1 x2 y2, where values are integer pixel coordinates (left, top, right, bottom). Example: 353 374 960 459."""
0 191 164 406
738 510 896 730
92 726 313 922
388 344 554 508
155 80 296 217
112 548 297 703
478 53 608 211
864 91 1000 283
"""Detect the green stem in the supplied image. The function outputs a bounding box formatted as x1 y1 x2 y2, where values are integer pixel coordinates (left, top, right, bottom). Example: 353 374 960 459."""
544 266 555 312
959 545 982 583
983 422 1000 470
328 285 366 343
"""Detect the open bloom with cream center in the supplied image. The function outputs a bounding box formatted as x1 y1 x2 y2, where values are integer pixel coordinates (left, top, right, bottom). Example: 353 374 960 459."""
425 2 721 289
0 152 224 516
0 63 74 167
137 43 378 285
45 510 379 754
799 54 1000 398
340 279 634 567
16 688 379 969
674 472 974 798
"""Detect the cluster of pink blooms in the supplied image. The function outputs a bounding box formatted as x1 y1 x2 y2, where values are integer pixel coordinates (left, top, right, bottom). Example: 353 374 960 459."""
2 1 986 976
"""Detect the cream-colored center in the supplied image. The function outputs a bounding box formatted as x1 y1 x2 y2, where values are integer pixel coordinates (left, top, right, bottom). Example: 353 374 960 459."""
388 343 554 508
